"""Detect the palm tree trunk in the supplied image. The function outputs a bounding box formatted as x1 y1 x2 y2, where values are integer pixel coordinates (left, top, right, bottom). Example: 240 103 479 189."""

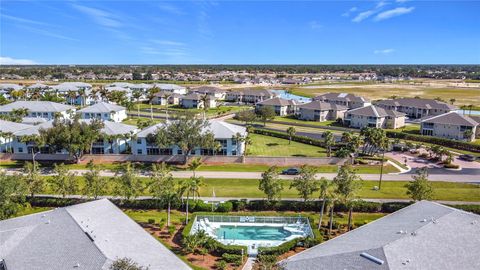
347 207 353 231
167 201 171 226
186 195 189 224
150 103 153 120
318 198 326 230
328 202 334 236
379 150 385 190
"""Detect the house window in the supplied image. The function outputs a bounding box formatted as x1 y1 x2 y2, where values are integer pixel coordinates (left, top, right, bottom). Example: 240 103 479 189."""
232 150 237 156
18 148 23 153
137 149 142 154
137 139 142 144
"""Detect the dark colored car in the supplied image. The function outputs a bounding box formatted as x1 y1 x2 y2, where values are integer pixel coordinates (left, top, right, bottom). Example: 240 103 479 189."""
282 168 301 175
459 154 477 162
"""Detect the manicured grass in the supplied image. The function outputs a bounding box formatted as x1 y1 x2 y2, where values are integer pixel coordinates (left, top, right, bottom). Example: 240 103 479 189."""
122 117 163 126
248 133 327 157
274 116 338 127
13 206 52 218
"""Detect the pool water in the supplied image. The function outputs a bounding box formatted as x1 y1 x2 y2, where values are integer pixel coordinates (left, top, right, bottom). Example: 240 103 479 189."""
271 90 312 103
216 225 292 241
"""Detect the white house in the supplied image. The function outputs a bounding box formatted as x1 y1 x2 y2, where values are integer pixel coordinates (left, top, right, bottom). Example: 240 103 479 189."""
313 92 370 109
89 120 138 154
181 93 217 109
78 101 127 122
0 101 75 120
0 119 33 153
152 91 183 105
344 105 406 129
193 86 227 100
375 98 457 119
51 82 93 105
297 101 348 121
226 89 277 103
421 112 479 142
0 83 24 100
133 120 247 156
154 83 187 94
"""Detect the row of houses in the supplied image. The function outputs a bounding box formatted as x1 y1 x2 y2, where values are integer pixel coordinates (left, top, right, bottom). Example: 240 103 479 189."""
254 93 478 141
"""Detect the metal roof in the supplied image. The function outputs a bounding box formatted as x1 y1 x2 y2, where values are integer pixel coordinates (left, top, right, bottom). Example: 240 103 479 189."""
78 102 125 113
0 101 74 113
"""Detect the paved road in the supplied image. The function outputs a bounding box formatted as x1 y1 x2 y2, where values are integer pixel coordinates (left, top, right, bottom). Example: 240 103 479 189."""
3 168 480 182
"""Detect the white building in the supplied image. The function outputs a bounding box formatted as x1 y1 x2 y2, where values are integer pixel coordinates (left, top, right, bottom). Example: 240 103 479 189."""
344 105 406 129
226 89 277 103
0 119 33 153
152 91 183 105
78 101 128 122
0 101 75 120
154 83 187 94
375 98 457 119
51 82 93 105
193 86 227 100
181 93 216 109
421 112 479 142
255 97 297 116
313 92 370 109
297 101 348 121
90 121 138 154
133 121 246 156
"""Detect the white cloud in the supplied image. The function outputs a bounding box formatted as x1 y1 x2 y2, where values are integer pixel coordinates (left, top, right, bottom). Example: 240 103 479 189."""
0 56 38 65
396 0 410 3
374 49 395 55
342 7 357 17
376 1 388 9
16 25 79 41
1 14 51 26
158 3 185 15
152 40 186 46
352 10 376 22
374 7 415 21
72 4 122 28
309 20 323 30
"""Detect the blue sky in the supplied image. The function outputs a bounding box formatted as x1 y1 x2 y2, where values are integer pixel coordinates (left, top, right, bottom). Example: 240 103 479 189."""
1 1 479 64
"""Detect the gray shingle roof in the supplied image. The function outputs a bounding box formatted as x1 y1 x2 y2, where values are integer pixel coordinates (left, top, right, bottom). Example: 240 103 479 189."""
375 98 457 110
78 102 125 113
153 83 185 91
281 201 480 270
0 83 23 91
182 93 208 100
228 89 276 96
298 100 348 111
51 82 92 91
0 199 192 270
421 112 479 127
347 105 405 118
194 86 225 94
0 101 74 113
314 92 370 103
257 97 297 106
26 83 50 90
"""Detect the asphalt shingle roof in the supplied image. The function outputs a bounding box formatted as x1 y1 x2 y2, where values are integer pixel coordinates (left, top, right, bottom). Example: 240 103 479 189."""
0 199 192 270
375 98 457 111
0 101 74 113
298 100 348 111
281 201 480 270
347 105 405 118
257 97 297 106
421 112 479 127
314 92 370 103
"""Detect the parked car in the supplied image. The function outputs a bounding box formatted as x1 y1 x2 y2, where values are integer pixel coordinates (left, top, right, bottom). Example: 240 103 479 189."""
459 154 477 162
282 168 300 175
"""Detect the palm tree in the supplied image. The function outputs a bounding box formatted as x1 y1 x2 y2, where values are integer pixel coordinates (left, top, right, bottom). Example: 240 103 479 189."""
78 88 86 107
132 90 143 118
188 157 203 178
163 92 172 121
180 176 204 224
286 126 296 144
200 94 210 119
468 104 474 116
67 90 77 105
449 98 456 105
148 87 160 120
378 137 390 190
324 131 335 157
149 163 178 226
89 87 100 103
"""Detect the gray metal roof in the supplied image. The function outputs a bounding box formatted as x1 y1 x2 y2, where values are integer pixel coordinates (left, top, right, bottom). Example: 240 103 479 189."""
153 83 185 90
298 100 348 111
281 201 480 270
0 199 192 270
375 98 457 111
0 119 33 134
78 102 125 113
0 83 23 91
347 105 405 118
51 82 92 91
80 119 138 135
194 86 225 94
26 83 50 90
0 101 74 113
421 112 479 127
137 120 246 139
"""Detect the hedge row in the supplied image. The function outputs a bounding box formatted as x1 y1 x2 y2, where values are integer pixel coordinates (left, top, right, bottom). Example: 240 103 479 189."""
251 128 326 148
386 131 480 153
258 238 299 255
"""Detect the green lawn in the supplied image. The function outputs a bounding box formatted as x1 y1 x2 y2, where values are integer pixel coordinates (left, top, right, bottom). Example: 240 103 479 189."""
122 117 163 126
248 133 327 157
274 116 339 127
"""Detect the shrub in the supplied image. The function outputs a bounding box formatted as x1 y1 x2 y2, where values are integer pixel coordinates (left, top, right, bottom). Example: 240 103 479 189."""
450 204 480 215
258 238 299 255
386 131 480 153
444 163 460 169
193 200 212 212
168 225 176 235
216 201 233 212
222 253 242 265
217 243 247 255
147 218 155 224
251 128 326 148
381 202 411 213
215 260 227 270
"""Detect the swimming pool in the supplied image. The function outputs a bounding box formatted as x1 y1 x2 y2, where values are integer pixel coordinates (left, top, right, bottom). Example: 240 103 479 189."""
190 215 313 255
271 89 312 103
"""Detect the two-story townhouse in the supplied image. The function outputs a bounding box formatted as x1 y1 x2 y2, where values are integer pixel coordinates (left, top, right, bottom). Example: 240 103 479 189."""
255 97 297 116
132 121 246 156
153 83 187 95
374 98 457 119
0 101 75 120
193 86 227 100
152 91 183 105
421 112 478 142
181 93 216 109
51 82 93 105
225 89 277 103
0 120 33 153
313 92 371 109
297 101 348 121
78 102 127 122
90 121 138 154
344 105 406 129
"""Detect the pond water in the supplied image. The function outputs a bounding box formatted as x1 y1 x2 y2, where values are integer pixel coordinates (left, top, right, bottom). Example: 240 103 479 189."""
456 109 480 116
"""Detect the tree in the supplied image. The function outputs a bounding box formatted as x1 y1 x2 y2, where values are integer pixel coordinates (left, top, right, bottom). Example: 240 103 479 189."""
289 165 319 202
259 166 284 202
188 157 203 178
378 137 390 190
114 162 143 201
147 87 160 119
256 106 275 126
179 176 204 224
449 98 456 105
153 112 216 164
149 163 179 226
360 127 386 156
286 126 296 144
137 118 155 130
82 160 109 199
49 163 78 198
236 109 257 126
323 131 335 157
405 167 434 201
162 92 172 120
332 165 362 231
109 258 149 270
132 90 143 118
200 94 210 118
317 177 331 230
22 161 44 197
0 172 26 220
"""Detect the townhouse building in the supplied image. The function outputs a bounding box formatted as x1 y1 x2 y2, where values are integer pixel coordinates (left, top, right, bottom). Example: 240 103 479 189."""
78 101 127 122
374 98 457 119
181 93 216 109
225 89 277 103
420 112 478 141
193 86 227 100
0 101 75 120
255 97 297 116
297 101 348 121
344 105 406 129
313 92 370 109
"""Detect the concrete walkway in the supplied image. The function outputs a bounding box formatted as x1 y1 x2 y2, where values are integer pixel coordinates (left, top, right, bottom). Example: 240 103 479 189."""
241 257 256 270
